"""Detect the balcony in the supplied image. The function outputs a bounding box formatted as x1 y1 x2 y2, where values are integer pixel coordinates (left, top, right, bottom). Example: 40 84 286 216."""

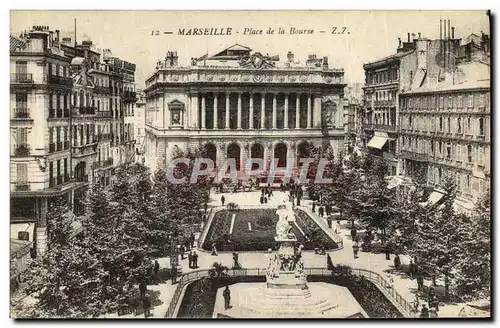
15 182 30 191
47 75 73 87
123 91 137 102
14 145 30 157
401 150 428 162
12 108 31 119
10 73 33 84
96 110 112 118
76 174 89 183
73 106 96 116
363 123 397 132
94 86 112 94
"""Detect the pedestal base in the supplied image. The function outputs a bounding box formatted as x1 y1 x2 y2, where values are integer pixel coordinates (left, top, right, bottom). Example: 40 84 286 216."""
213 282 368 318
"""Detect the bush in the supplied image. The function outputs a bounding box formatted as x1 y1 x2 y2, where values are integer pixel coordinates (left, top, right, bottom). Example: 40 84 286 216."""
255 215 274 230
226 203 239 210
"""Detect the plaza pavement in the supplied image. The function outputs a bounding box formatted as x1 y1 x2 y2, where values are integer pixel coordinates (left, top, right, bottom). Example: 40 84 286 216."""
110 190 464 318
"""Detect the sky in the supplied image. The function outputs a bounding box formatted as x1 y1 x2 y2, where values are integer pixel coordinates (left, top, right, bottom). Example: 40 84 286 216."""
10 10 490 89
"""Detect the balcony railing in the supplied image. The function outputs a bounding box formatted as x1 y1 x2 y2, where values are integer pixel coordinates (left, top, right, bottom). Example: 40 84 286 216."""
11 73 33 84
15 182 30 191
47 75 73 87
400 150 428 162
94 86 112 94
12 108 30 119
123 91 137 102
76 106 96 115
76 174 89 183
96 110 112 118
363 123 397 132
14 145 30 157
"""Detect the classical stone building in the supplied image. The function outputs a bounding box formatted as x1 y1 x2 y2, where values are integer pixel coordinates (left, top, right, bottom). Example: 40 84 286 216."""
144 44 346 177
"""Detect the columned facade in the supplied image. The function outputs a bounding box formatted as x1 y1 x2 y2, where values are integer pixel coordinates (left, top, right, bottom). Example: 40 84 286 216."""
144 46 346 174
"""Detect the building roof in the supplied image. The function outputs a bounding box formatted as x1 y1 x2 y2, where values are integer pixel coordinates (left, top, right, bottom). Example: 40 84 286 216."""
403 60 490 95
10 36 26 52
363 50 414 69
10 239 32 257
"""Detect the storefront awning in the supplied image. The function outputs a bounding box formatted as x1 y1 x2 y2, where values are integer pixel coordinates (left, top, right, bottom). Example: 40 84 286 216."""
10 222 36 242
427 191 445 205
367 136 388 149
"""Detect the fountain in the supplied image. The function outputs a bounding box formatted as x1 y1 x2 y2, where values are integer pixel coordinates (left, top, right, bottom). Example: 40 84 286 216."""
212 203 367 318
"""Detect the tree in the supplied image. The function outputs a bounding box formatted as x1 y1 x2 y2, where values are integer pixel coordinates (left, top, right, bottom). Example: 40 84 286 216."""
454 188 491 300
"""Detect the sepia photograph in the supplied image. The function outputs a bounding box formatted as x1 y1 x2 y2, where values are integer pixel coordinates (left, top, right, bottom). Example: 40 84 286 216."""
8 9 491 319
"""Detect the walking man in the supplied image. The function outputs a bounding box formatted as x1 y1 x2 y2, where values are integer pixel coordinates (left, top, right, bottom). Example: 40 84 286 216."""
212 243 218 256
204 201 208 213
153 260 160 279
350 227 357 241
260 195 264 205
409 260 416 278
221 195 226 206
188 251 193 269
416 271 424 291
139 280 147 300
420 304 429 318
143 295 151 318
190 233 195 248
193 251 199 269
312 202 316 213
352 241 360 259
223 286 231 310
318 206 324 218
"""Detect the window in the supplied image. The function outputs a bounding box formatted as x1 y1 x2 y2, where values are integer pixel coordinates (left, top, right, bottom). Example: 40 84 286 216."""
448 96 452 108
446 143 451 159
479 94 485 108
439 96 444 108
478 146 484 165
408 98 412 109
447 117 451 132
479 118 484 136
64 158 68 181
466 117 471 134
16 163 28 183
18 231 29 241
457 95 463 108
456 173 461 192
457 143 462 161
457 117 462 133
439 117 443 131
468 94 473 108
467 145 472 163
409 116 413 128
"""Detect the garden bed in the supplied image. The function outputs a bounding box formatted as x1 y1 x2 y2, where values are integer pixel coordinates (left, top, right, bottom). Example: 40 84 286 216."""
201 208 339 252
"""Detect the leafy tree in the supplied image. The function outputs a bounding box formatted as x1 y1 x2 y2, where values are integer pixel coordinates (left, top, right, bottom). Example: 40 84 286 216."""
454 188 491 300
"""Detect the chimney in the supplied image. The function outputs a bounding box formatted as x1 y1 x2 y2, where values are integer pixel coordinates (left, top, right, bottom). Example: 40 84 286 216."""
398 37 402 48
440 19 442 40
448 19 451 40
451 26 455 39
287 51 294 62
322 56 329 69
407 33 410 42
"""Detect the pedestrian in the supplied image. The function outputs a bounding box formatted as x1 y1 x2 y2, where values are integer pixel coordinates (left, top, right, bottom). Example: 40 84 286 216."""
261 188 265 195
139 280 147 300
223 286 231 310
180 245 186 260
154 260 160 278
143 294 151 318
188 251 193 269
327 217 332 229
408 260 416 278
171 265 178 285
319 206 324 218
350 227 357 241
280 182 284 192
193 251 199 268
221 195 226 206
269 188 273 197
394 254 401 270
232 252 241 269
260 195 264 205
429 307 438 318
352 242 360 259
326 253 334 270
419 304 429 318
312 202 316 213
296 198 300 206
412 296 420 317
264 196 268 204
211 243 218 256
190 233 195 248
204 201 208 213
325 204 332 217
417 272 424 291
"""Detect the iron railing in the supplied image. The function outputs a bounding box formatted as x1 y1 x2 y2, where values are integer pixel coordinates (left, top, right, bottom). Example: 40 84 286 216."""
164 267 412 318
11 73 33 84
13 108 30 119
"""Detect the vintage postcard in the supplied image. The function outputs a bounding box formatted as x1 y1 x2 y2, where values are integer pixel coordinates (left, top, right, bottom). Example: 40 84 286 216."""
9 10 491 319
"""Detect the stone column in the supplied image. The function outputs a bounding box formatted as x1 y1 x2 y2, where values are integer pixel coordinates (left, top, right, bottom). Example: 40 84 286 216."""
284 93 289 129
313 95 322 128
225 92 230 129
295 94 300 129
213 93 218 129
272 93 277 129
260 93 266 130
237 92 242 129
307 94 312 129
201 94 206 130
249 93 254 130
